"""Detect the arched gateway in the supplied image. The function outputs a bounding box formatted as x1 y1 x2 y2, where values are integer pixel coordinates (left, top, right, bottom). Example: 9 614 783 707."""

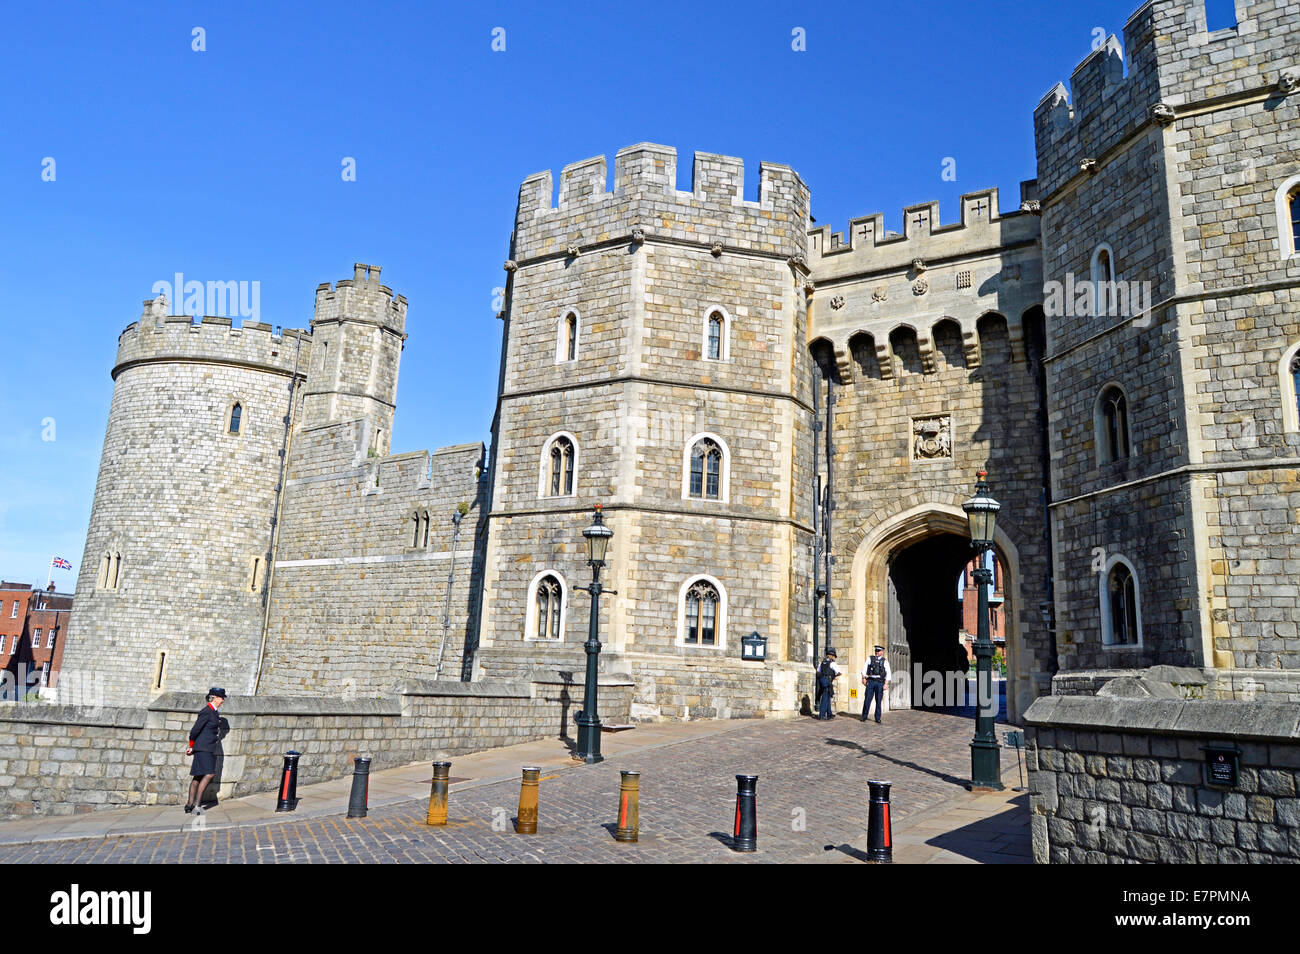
849 503 1032 725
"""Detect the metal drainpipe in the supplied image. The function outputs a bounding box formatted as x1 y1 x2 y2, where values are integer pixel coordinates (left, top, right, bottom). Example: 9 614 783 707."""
251 335 303 696
434 511 464 681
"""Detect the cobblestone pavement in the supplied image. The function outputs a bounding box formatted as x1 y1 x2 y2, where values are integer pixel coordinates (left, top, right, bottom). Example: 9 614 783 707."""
0 710 1024 863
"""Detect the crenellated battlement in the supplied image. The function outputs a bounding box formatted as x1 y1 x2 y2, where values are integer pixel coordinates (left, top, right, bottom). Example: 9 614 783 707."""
512 143 809 262
313 263 407 335
113 295 311 380
1033 0 1297 197
808 185 1039 281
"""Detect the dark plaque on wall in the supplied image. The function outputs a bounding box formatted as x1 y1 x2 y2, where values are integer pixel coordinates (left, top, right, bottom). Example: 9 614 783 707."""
1203 746 1240 789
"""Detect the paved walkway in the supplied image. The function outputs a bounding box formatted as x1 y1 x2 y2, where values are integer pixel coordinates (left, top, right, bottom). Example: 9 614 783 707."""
0 711 1030 863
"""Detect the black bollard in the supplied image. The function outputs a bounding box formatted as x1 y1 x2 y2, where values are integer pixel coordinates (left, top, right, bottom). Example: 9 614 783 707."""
347 756 371 818
275 750 301 813
733 775 758 852
866 779 892 863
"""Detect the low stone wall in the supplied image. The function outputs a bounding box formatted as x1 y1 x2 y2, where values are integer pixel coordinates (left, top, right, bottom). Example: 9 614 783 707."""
1025 694 1300 863
1047 666 1300 703
0 674 633 820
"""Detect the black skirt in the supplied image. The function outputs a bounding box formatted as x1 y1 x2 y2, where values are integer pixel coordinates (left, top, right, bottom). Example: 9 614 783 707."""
191 750 217 777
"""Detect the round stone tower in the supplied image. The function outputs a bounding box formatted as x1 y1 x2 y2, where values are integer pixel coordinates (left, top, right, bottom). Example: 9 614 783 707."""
60 296 311 703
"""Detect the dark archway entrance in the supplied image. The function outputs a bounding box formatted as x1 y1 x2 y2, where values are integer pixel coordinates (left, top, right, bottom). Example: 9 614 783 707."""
887 533 1008 718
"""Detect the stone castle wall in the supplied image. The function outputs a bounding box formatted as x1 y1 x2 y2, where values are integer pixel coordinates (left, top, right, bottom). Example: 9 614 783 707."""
258 431 488 695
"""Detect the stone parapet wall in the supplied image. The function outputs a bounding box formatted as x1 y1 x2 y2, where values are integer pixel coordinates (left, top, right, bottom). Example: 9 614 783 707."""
1025 693 1300 863
0 676 633 820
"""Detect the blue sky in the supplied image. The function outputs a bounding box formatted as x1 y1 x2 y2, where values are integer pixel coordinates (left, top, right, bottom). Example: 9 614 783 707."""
0 0 1165 586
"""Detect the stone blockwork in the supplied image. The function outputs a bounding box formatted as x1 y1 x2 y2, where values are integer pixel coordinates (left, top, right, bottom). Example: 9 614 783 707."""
258 436 488 695
60 302 312 704
1036 0 1300 678
0 675 633 820
1025 689 1300 863
808 186 1053 723
478 144 815 719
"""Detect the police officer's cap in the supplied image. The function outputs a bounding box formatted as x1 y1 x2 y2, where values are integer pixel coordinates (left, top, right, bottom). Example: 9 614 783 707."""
826 649 837 657
874 645 885 652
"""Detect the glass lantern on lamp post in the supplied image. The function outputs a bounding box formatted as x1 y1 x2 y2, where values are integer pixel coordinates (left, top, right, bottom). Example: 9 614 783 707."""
962 470 1004 791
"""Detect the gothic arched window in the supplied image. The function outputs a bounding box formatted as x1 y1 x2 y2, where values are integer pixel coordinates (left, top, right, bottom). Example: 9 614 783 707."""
533 574 563 640
1098 385 1130 464
1103 560 1140 646
228 402 243 435
707 313 723 360
689 439 722 500
684 580 719 646
548 436 575 497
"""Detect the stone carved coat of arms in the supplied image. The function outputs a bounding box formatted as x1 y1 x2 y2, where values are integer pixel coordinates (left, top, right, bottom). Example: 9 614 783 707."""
912 416 952 460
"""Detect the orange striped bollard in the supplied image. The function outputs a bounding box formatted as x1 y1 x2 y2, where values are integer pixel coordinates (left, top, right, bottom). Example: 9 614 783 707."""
615 771 640 842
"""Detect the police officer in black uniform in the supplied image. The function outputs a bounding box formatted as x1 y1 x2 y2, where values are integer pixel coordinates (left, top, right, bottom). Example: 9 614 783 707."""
860 646 891 723
185 687 226 814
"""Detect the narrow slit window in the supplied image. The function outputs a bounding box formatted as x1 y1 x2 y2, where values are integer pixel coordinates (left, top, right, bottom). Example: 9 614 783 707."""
1100 386 1130 463
707 313 723 360
1290 189 1300 254
1106 563 1139 645
1292 354 1300 426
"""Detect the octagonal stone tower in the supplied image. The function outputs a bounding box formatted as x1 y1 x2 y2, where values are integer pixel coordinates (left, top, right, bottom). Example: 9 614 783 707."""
477 144 817 719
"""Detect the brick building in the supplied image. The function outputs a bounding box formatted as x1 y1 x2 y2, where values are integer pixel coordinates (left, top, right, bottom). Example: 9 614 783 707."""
0 583 73 694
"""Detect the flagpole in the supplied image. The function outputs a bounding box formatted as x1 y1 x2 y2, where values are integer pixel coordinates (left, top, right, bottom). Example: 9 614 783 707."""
47 556 55 590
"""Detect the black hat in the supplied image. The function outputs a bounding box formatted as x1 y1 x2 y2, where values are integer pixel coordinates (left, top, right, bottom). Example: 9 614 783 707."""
208 687 227 698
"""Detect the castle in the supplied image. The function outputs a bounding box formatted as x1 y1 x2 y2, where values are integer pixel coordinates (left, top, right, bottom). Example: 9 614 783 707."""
61 0 1300 732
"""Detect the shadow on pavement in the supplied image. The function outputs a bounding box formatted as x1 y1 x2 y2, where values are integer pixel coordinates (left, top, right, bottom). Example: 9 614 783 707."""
824 842 871 863
823 737 969 789
922 794 1032 864
707 831 737 851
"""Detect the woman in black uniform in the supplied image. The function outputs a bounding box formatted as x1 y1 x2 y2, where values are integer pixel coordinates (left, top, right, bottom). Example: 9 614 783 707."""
185 687 226 814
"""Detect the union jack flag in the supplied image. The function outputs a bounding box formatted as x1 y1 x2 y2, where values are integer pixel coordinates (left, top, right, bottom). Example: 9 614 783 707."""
52 558 71 570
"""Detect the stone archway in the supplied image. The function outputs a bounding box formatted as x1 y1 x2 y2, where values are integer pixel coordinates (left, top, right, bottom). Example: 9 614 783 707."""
850 504 1029 725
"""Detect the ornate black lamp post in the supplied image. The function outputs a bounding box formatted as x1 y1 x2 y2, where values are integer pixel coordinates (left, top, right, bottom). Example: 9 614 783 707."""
962 470 1004 791
575 505 614 764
